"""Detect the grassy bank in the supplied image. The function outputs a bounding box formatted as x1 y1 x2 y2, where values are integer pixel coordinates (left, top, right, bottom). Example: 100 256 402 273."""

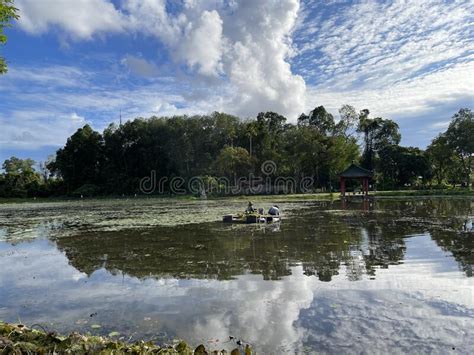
0 189 473 205
0 321 250 354
0 193 335 205
373 188 474 197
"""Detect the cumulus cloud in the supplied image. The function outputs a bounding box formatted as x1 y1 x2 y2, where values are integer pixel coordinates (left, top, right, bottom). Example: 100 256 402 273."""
16 0 124 39
121 55 159 77
122 0 181 44
221 0 306 118
178 10 224 76
121 0 305 117
14 0 306 119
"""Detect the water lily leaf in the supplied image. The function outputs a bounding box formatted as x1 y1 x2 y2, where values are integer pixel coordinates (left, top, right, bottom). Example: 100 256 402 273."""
108 331 120 337
90 324 101 329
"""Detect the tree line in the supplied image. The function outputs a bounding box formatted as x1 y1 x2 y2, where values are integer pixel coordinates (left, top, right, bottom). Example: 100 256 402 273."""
0 106 472 198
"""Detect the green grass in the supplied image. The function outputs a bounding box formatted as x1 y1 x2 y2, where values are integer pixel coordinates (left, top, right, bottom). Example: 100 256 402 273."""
373 188 474 197
219 192 335 201
1 189 472 205
0 194 200 205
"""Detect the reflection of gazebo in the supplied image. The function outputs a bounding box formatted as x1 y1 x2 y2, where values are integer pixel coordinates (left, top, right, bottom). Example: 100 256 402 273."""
338 163 373 197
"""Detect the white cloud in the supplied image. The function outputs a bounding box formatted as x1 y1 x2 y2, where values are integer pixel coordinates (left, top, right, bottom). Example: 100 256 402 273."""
221 0 306 118
431 121 451 130
295 0 473 88
0 64 222 150
16 0 124 39
307 61 474 119
8 0 473 146
122 0 181 45
178 10 224 76
121 55 159 77
0 110 86 149
121 0 306 117
0 65 88 89
292 0 474 146
14 0 306 119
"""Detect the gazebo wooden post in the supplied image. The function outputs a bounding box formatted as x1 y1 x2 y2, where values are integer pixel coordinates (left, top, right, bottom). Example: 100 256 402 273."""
340 176 346 197
363 178 368 195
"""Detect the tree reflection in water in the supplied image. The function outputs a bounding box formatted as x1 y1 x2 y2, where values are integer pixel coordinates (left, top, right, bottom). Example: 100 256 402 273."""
54 198 473 281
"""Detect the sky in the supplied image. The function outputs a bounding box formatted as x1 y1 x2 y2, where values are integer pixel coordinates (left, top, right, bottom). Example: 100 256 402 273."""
0 0 473 164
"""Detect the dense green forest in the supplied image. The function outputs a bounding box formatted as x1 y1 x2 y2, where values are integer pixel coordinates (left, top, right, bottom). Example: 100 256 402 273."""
0 106 472 198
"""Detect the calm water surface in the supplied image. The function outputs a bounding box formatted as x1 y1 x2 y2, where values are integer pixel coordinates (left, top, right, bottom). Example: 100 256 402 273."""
0 197 473 354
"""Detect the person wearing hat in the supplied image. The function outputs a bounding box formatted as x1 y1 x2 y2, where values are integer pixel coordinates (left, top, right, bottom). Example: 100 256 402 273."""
268 205 280 216
246 201 255 214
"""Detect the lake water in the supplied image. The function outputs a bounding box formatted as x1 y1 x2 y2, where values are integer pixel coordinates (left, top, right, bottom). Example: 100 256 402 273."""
0 197 473 354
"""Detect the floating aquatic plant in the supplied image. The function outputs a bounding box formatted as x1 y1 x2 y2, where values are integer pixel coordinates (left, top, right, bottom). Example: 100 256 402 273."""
0 321 250 354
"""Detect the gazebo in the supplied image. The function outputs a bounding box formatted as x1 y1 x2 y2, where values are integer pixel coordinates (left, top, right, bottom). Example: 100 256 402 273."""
338 163 373 197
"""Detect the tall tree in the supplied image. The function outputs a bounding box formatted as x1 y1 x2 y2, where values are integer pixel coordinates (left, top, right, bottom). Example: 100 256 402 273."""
0 0 19 74
252 111 287 168
426 134 456 185
3 156 35 175
357 110 401 170
298 106 335 135
377 146 431 189
213 146 253 185
445 108 474 187
336 104 358 137
49 125 104 193
0 156 41 197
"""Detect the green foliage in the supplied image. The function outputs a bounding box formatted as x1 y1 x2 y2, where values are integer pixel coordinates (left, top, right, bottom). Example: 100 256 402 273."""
0 106 471 198
0 157 41 197
49 124 105 193
282 124 358 189
0 0 19 74
2 156 34 175
445 108 474 186
335 104 358 137
357 110 401 170
377 145 431 189
214 146 254 180
298 105 336 135
426 134 461 186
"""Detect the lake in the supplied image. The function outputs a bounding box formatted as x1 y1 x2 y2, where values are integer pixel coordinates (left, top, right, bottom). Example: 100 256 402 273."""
0 197 472 354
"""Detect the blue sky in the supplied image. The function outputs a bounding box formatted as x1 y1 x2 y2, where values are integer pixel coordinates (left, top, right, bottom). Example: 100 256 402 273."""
0 0 473 164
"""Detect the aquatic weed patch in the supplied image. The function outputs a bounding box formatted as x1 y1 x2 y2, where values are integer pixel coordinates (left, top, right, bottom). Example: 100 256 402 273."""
0 198 315 242
0 321 250 354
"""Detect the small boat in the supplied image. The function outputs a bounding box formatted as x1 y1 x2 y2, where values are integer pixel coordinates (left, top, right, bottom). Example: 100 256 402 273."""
223 213 281 224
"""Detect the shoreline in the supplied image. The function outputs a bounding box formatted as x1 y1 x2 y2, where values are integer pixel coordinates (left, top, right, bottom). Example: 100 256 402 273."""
0 321 249 354
0 189 473 205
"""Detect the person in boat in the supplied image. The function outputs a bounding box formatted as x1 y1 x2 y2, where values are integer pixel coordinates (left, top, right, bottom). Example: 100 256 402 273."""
268 205 280 216
246 201 255 214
